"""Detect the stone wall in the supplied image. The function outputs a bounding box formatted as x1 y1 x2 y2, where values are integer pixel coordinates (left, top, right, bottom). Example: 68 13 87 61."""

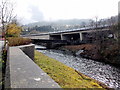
18 44 35 60
5 45 61 88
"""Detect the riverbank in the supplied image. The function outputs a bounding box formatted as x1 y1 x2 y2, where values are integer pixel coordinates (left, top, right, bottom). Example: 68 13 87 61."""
59 44 120 66
59 44 101 60
35 50 109 88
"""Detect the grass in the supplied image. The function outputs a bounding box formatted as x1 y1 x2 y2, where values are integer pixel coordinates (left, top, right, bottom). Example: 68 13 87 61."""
35 50 108 88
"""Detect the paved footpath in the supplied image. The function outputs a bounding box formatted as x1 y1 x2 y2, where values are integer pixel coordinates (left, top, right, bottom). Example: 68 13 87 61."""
6 47 61 88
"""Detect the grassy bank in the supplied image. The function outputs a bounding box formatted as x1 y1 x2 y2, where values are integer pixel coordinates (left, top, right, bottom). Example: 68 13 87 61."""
35 50 108 88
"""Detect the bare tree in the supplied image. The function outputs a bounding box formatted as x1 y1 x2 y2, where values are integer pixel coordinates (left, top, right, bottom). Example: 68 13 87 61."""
0 0 16 48
89 19 95 28
95 16 98 28
90 16 100 28
0 0 16 35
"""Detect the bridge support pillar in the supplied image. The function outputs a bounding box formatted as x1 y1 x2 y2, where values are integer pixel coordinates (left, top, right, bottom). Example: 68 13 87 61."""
61 34 63 40
79 32 83 41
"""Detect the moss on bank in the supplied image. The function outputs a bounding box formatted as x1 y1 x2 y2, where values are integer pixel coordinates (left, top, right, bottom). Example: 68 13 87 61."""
35 50 108 88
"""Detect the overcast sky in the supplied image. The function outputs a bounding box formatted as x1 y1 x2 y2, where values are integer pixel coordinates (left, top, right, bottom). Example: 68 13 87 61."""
12 0 120 24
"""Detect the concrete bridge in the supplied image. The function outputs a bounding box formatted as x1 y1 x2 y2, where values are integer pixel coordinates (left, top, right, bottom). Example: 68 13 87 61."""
23 26 114 47
49 26 113 43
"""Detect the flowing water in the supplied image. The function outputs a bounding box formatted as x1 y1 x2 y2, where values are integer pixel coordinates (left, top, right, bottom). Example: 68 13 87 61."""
35 45 120 88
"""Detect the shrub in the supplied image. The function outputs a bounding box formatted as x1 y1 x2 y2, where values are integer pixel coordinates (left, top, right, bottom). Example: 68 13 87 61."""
7 37 31 46
99 39 120 64
6 23 22 37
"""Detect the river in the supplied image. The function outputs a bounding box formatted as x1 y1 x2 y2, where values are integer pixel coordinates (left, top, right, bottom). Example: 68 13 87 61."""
35 45 120 88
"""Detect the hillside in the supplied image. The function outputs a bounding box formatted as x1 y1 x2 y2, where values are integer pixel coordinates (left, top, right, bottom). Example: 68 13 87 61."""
22 16 118 34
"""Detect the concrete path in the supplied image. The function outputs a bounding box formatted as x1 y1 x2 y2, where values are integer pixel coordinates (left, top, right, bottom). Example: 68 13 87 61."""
7 47 61 88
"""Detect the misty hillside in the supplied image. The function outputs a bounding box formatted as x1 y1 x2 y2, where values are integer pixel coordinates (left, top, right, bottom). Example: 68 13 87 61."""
24 19 91 28
22 16 118 35
22 19 92 34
